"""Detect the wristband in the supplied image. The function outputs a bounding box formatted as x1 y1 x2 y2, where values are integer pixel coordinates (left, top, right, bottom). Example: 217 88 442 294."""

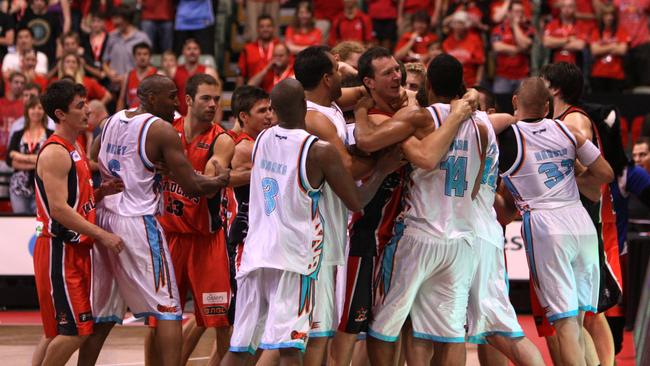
576 140 601 166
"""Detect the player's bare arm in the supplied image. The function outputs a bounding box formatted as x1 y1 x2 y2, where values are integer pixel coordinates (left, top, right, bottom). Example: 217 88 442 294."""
567 124 614 187
471 122 489 200
229 139 253 187
562 112 594 141
37 144 124 254
306 140 363 212
354 103 424 152
488 113 517 134
399 99 474 169
494 182 519 225
205 133 235 177
306 110 375 179
146 120 230 196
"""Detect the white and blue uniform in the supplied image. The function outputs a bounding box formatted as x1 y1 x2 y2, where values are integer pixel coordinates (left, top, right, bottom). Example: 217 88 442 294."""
93 110 181 323
230 125 323 353
467 117 524 344
500 118 599 322
305 100 349 337
370 104 483 342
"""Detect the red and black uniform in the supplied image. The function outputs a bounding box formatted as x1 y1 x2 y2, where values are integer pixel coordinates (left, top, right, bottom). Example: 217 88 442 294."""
531 106 624 336
33 135 96 338
338 112 411 334
125 66 158 108
172 64 207 117
157 117 232 327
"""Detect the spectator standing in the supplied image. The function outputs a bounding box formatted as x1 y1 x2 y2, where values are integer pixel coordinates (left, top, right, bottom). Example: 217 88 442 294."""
312 0 343 43
242 0 280 42
20 49 48 91
6 96 53 214
368 0 398 50
81 12 109 80
589 4 630 93
442 11 485 87
0 5 15 63
615 0 650 86
490 0 532 24
285 1 322 55
8 82 56 143
397 0 442 33
56 52 111 105
394 10 438 64
2 27 48 78
160 49 177 79
237 15 280 87
328 0 373 47
248 43 294 93
491 0 534 94
102 4 151 92
0 72 26 169
138 0 174 53
117 42 157 110
174 38 219 116
443 0 489 34
174 0 215 56
543 0 591 66
18 0 62 69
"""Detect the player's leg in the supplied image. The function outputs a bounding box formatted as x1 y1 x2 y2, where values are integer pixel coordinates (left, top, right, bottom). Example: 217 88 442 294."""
32 336 51 366
77 322 115 366
584 313 614 366
583 326 600 366
42 335 89 365
431 342 465 366
330 255 374 366
305 265 336 366
351 340 371 366
366 236 423 366
406 337 433 366
477 344 508 366
256 350 280 366
278 348 302 366
207 327 233 366
485 336 544 366
180 316 206 363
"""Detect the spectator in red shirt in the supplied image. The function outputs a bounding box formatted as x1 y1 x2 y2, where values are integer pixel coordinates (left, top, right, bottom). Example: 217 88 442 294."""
55 52 112 105
615 0 650 86
313 0 343 43
543 0 590 66
20 49 48 92
590 4 630 92
328 0 373 47
174 38 220 116
491 0 533 24
491 0 534 93
368 0 398 50
285 1 323 55
443 0 489 34
117 42 158 110
395 10 439 64
398 0 443 33
248 43 294 92
0 72 26 171
237 15 280 89
442 11 485 87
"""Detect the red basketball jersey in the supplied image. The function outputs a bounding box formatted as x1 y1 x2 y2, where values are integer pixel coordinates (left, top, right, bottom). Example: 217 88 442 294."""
35 135 96 245
158 117 229 234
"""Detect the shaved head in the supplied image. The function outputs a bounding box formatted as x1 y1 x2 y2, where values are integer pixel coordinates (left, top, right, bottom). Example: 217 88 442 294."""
271 78 307 127
514 77 551 118
135 74 178 122
137 74 175 101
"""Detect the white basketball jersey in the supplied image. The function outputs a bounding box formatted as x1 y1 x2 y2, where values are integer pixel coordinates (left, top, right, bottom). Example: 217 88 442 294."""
98 110 162 216
499 118 581 211
306 100 348 265
403 103 484 241
238 125 324 278
472 118 504 247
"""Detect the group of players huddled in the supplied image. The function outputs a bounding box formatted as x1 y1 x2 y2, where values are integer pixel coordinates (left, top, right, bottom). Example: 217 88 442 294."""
31 45 619 366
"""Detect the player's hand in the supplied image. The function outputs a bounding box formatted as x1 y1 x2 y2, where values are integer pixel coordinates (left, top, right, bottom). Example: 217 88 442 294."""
97 231 125 254
462 88 480 110
99 179 124 197
449 98 474 122
376 146 405 175
212 160 231 188
338 61 358 78
390 88 409 111
355 96 375 112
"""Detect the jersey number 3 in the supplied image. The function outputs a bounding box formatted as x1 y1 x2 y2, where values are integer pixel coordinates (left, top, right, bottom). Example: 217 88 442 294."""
262 177 279 215
441 156 468 197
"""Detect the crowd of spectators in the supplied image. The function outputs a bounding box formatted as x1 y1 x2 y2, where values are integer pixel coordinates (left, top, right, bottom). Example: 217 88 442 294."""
0 0 650 214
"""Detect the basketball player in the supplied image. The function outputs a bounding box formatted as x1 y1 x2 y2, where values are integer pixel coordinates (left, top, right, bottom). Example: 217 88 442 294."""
498 77 614 366
330 46 416 366
541 62 621 366
31 81 124 366
356 54 487 366
293 45 374 366
221 78 400 366
86 75 230 366
154 73 234 366
465 83 545 366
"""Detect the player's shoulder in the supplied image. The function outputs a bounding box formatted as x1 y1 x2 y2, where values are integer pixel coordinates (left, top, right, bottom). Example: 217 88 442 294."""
38 142 73 170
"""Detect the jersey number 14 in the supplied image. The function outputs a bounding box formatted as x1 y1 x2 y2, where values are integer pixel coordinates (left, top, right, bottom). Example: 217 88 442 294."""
441 156 468 197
